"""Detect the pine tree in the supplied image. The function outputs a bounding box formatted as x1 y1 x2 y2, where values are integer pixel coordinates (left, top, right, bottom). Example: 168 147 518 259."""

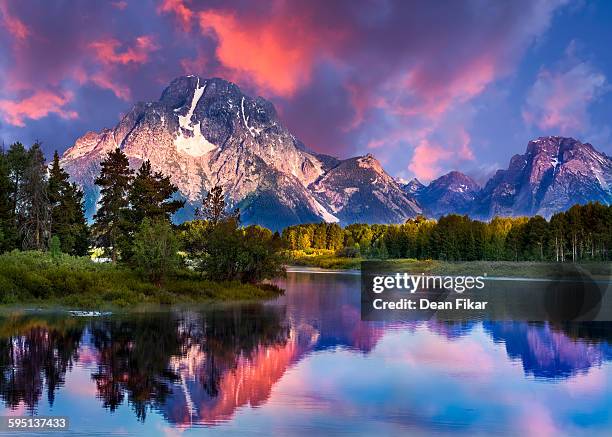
21 143 50 250
197 185 239 225
93 148 133 262
0 149 17 251
6 142 29 228
128 160 184 223
48 151 90 255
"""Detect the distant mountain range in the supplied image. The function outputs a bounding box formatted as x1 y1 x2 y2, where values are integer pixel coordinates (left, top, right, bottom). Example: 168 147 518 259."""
408 136 612 219
60 76 612 229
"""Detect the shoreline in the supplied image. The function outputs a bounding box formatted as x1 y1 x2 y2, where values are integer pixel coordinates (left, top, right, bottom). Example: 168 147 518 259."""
285 259 612 282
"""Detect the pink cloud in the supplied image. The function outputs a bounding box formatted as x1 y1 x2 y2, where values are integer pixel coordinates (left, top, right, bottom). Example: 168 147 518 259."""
90 72 132 100
457 128 475 160
157 0 193 32
112 1 128 11
0 0 29 40
89 35 159 65
519 403 559 437
409 140 454 181
523 43 607 134
0 90 77 127
198 8 343 97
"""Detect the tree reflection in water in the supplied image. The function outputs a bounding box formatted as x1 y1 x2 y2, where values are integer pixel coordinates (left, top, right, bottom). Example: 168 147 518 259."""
0 315 83 412
0 307 611 425
88 304 290 421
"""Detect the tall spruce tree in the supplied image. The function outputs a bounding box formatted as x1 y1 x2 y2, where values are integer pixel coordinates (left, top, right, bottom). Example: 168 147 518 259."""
21 143 50 250
0 149 16 251
197 185 239 225
93 148 133 262
48 151 90 255
6 142 29 227
128 160 184 223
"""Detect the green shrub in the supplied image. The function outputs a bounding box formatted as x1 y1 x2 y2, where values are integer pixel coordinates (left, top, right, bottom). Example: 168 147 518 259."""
0 250 283 308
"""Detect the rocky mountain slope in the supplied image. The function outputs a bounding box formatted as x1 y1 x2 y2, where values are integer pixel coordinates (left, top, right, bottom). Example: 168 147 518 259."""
411 171 480 217
473 136 612 218
61 76 421 229
311 154 421 224
401 136 611 220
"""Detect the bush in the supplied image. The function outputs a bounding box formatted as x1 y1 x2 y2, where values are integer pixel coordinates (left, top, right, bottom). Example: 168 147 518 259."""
132 219 180 285
0 250 283 308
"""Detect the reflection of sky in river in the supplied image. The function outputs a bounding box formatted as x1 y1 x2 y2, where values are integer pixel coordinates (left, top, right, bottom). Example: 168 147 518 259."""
0 271 611 436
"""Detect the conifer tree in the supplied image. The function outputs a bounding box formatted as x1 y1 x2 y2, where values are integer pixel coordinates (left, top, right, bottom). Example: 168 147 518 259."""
0 149 16 251
21 143 50 250
197 185 239 225
6 142 29 224
48 151 90 255
93 148 133 262
128 160 184 223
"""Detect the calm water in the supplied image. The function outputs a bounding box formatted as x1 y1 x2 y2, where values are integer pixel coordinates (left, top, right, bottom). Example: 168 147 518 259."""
0 271 611 436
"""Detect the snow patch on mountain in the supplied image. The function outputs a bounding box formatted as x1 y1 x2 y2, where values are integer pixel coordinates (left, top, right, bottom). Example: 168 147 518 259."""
174 77 216 157
312 198 340 223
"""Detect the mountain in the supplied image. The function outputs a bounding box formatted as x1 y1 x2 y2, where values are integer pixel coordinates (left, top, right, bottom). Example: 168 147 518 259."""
311 154 421 224
402 178 425 195
61 76 420 230
473 136 612 218
61 76 611 228
415 171 480 217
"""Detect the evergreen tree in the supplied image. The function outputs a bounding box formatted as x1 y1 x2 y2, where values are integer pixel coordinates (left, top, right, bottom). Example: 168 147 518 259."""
128 160 184 223
197 185 239 225
21 143 50 250
0 149 17 252
93 148 133 262
48 151 89 255
6 142 29 238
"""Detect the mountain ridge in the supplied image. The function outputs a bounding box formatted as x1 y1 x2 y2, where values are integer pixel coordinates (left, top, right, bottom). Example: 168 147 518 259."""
60 76 612 228
61 75 421 230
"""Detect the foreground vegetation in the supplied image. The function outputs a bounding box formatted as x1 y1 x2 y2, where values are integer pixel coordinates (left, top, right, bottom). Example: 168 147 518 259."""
0 144 286 308
1 141 609 308
0 251 281 308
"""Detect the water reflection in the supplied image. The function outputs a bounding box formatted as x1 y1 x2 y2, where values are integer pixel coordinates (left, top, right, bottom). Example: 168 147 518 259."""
0 272 610 434
0 315 83 412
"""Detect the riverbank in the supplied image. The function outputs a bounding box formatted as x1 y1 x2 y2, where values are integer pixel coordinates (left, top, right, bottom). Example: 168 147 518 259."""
0 251 283 308
286 252 611 279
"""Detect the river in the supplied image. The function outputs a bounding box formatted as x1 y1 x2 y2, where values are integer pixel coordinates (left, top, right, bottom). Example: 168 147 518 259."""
0 270 611 436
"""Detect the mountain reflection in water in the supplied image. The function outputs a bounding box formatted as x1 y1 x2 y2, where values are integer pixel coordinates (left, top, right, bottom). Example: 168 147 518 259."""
0 271 610 435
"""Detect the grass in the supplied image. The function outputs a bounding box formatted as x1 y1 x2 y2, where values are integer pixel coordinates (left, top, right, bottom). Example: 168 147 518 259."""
0 250 283 309
283 249 362 270
285 251 611 279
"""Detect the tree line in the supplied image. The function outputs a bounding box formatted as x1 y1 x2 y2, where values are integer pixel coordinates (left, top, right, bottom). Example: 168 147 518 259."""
0 142 89 255
282 203 612 262
0 143 283 285
2 141 609 281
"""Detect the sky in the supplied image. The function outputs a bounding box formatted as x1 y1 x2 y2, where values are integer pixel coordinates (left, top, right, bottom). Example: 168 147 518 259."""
1 0 611 184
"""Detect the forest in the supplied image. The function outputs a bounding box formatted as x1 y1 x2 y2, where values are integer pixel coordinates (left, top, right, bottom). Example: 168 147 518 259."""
282 203 612 262
0 142 283 305
0 140 610 305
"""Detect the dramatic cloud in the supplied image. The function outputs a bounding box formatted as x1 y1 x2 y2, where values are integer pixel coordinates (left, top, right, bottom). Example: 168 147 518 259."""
4 0 609 181
0 90 77 127
408 140 454 181
90 36 159 66
523 43 607 135
198 9 337 97
158 0 193 32
0 0 29 40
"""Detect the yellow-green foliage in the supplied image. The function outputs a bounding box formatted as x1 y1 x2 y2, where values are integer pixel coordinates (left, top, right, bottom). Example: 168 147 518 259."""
283 250 363 270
